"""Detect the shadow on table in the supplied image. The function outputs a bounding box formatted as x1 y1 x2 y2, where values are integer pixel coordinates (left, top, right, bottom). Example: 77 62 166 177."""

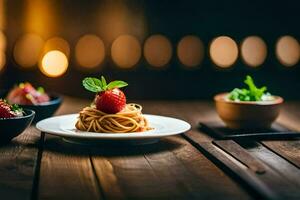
42 136 183 157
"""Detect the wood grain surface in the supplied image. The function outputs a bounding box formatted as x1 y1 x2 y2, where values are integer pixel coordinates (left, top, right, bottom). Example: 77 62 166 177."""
0 97 300 200
0 127 42 200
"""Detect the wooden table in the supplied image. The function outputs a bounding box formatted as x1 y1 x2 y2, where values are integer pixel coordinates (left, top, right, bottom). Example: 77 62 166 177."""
1 96 300 200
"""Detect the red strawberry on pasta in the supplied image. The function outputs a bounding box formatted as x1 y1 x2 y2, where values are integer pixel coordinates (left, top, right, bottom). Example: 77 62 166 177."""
82 76 128 114
95 88 126 114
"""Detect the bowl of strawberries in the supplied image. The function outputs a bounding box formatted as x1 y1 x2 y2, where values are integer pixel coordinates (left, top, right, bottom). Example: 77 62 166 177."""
1 82 62 123
0 99 35 143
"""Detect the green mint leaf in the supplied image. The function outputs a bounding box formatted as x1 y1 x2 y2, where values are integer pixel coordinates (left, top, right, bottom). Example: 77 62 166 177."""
83 76 128 92
107 81 128 90
82 77 103 93
101 76 108 90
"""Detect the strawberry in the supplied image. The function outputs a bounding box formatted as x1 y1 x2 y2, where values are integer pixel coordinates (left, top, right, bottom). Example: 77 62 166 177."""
95 88 126 114
82 76 128 114
7 86 32 105
0 99 23 118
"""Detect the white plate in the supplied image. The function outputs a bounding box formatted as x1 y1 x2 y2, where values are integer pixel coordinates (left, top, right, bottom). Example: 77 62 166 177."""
36 114 191 142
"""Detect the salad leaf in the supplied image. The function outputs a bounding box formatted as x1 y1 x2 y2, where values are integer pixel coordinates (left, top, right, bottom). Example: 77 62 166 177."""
11 104 23 112
228 75 270 101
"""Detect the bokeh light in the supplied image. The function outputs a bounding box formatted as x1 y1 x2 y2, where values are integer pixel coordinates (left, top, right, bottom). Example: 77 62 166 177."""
96 1 146 44
144 35 172 67
43 37 70 58
177 35 204 67
0 31 6 51
24 0 56 38
276 36 300 67
75 34 105 69
111 35 141 69
40 50 68 77
14 34 44 68
241 36 267 67
0 30 5 72
0 51 5 72
210 36 238 68
0 0 6 30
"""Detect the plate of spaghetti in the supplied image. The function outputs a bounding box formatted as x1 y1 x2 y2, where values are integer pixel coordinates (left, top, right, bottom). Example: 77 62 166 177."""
36 76 191 143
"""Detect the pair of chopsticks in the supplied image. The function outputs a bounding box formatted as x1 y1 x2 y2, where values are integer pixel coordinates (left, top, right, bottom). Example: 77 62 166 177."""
183 136 278 200
198 122 300 140
184 122 300 200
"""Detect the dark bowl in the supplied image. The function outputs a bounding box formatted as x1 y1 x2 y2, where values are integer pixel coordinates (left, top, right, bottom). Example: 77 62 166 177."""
0 109 35 143
21 95 62 123
0 90 62 123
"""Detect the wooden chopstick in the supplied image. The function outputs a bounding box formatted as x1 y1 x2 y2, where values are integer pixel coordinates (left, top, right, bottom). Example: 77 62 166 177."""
198 122 300 139
183 138 279 200
213 140 266 174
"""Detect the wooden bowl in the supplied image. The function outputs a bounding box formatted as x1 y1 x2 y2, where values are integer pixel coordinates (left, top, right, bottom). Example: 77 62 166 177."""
214 93 284 130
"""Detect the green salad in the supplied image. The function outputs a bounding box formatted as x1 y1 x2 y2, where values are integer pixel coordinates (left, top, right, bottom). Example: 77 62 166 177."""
228 75 273 101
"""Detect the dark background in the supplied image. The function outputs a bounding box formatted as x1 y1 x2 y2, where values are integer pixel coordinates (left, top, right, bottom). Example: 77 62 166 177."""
1 0 300 100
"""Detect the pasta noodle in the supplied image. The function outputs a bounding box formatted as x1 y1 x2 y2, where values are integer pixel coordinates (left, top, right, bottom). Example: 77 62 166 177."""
75 103 152 133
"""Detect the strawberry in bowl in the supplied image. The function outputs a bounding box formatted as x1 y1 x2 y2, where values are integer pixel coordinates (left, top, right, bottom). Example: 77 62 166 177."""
0 99 23 118
1 82 62 123
0 99 35 143
7 83 50 105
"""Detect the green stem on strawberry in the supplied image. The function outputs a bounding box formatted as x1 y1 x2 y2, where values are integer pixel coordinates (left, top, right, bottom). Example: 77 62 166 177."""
82 76 128 93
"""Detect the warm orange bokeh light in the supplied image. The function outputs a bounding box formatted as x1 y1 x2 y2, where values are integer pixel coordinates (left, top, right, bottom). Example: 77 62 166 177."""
0 31 6 51
0 51 5 72
210 36 238 68
144 35 172 67
241 36 267 67
14 34 44 68
44 37 70 58
96 1 146 44
276 36 300 67
0 0 6 30
177 35 204 67
40 50 68 77
111 35 141 69
75 34 105 69
0 30 5 72
24 0 56 38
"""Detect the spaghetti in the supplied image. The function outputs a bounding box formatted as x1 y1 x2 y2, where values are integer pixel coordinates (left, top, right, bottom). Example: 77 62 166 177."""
75 103 151 133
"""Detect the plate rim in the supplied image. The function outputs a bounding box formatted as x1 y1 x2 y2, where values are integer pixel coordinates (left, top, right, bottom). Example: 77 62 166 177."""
36 113 191 140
